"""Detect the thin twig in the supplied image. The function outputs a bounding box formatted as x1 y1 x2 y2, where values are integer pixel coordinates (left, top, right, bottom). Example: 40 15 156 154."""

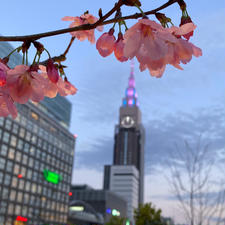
0 0 177 42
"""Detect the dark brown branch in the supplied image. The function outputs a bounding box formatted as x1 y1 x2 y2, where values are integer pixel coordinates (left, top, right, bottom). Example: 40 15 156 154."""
0 0 177 42
63 37 75 57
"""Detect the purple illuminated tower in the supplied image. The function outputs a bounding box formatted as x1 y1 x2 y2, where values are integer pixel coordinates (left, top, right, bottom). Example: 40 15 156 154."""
112 61 145 204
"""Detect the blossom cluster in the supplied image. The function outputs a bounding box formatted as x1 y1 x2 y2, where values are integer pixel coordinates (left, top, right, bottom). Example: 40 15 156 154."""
0 59 77 118
63 14 202 78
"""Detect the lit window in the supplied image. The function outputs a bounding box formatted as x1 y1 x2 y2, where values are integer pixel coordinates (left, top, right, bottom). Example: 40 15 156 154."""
31 112 39 120
11 176 18 187
10 135 17 147
9 190 16 201
17 192 23 202
19 128 25 138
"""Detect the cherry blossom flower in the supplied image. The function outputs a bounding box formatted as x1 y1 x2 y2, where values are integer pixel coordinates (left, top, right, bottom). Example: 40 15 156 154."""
0 62 9 87
123 19 176 77
96 28 116 57
6 65 47 104
123 18 202 77
62 14 103 44
180 16 194 40
0 86 17 118
114 33 128 62
39 65 77 98
46 59 59 83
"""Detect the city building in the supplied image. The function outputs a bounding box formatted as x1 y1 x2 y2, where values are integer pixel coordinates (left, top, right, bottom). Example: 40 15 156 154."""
0 42 76 225
104 165 139 223
103 62 145 223
69 184 127 223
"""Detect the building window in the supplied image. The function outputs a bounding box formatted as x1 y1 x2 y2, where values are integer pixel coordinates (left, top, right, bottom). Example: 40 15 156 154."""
11 176 18 187
9 190 16 201
19 179 25 190
12 123 19 134
0 144 8 156
0 158 6 170
10 135 17 147
6 160 13 173
4 174 11 186
16 151 22 162
8 148 15 160
2 132 9 143
19 127 25 138
17 192 23 202
17 139 24 150
5 119 12 130
15 204 21 214
2 187 9 199
25 131 31 141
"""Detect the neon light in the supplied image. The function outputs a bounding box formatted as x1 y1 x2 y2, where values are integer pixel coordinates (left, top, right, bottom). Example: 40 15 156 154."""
70 206 84 211
69 192 72 196
106 208 111 214
126 219 130 225
17 174 23 179
112 209 120 216
43 169 62 184
128 99 133 106
16 216 28 222
123 99 127 106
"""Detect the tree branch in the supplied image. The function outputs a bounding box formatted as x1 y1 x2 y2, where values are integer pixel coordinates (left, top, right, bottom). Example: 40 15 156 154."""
0 0 177 42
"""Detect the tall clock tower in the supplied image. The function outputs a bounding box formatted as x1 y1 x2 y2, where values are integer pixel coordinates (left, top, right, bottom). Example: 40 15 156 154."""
113 63 145 204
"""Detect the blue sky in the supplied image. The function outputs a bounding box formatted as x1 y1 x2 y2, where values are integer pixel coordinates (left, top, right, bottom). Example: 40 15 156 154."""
1 0 225 223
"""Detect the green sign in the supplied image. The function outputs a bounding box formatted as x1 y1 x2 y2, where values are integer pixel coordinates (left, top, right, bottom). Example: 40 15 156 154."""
43 169 62 184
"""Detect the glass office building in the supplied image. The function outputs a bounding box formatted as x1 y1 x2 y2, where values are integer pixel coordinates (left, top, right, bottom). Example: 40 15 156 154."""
0 42 76 224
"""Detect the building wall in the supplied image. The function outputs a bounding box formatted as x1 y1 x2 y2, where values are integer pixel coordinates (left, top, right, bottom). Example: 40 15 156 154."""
70 187 127 223
0 102 75 225
109 165 139 223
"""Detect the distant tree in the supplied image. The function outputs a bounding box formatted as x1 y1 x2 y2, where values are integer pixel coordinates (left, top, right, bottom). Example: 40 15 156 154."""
167 137 225 225
105 216 126 225
134 203 164 225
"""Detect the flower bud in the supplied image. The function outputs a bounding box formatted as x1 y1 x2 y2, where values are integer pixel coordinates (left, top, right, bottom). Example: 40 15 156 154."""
47 59 59 83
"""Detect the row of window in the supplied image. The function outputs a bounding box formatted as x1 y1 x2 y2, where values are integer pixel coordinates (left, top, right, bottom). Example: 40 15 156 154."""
0 145 72 176
0 153 72 184
0 125 74 159
13 106 74 148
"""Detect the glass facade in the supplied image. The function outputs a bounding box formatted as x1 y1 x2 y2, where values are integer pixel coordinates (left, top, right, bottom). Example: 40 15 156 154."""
0 42 76 224
0 103 75 225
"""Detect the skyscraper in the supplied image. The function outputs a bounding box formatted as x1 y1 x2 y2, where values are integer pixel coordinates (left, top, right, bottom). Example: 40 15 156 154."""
104 63 145 222
0 42 76 225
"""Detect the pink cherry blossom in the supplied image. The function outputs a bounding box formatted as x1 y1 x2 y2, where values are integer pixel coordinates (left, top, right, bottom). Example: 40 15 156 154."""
0 62 9 87
6 65 47 104
39 65 77 98
62 14 103 44
123 19 175 77
96 28 116 57
0 86 17 118
114 33 128 62
180 16 194 40
46 59 59 83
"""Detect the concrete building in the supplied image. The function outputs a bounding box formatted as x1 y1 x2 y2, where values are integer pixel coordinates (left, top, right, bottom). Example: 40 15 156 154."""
0 42 76 225
105 165 139 223
69 184 127 223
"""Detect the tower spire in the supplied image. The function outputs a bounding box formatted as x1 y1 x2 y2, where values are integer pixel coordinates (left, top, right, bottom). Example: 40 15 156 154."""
122 60 139 107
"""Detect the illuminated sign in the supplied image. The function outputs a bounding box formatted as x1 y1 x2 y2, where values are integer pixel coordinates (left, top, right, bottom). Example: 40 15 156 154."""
69 192 73 196
70 206 84 211
112 209 120 216
17 174 23 179
126 219 130 225
16 216 27 222
43 169 62 184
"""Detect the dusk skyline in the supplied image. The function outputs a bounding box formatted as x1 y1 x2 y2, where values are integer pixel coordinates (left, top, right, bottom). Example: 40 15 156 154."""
0 0 225 223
